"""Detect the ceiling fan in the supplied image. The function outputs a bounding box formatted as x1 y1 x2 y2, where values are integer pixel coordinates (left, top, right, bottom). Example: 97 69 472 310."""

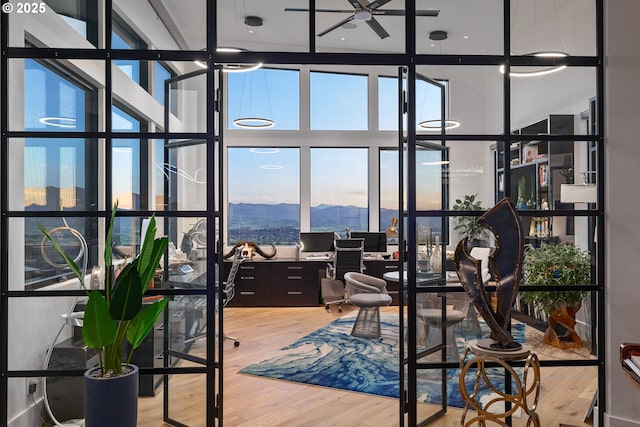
285 0 440 39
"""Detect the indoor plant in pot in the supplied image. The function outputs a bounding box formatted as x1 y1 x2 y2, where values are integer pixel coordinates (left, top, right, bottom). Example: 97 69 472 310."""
452 193 489 247
521 242 591 349
40 204 168 427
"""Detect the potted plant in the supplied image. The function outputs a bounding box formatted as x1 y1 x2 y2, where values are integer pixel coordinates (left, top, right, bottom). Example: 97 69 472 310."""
521 242 591 349
452 193 489 246
40 203 168 427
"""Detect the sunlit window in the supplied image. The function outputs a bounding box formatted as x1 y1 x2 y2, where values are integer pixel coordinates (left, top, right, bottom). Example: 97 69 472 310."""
310 148 368 233
227 148 300 244
311 71 368 130
227 69 300 130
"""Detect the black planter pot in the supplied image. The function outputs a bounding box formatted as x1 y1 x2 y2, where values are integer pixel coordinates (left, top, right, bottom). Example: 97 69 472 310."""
84 364 139 427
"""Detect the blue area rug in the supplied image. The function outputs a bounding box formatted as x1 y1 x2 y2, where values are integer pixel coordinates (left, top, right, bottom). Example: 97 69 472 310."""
238 312 525 407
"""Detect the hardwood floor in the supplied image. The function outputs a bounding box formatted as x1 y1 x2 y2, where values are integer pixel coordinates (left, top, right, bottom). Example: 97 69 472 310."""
137 306 597 427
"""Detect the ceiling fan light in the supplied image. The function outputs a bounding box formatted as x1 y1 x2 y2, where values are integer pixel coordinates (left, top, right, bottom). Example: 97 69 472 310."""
354 10 372 21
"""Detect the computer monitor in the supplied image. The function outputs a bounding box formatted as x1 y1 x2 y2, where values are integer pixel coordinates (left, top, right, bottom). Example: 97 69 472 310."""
299 232 335 253
349 232 387 253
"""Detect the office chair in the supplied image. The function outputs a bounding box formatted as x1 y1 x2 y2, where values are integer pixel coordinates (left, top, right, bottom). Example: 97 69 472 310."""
185 246 245 347
320 238 365 312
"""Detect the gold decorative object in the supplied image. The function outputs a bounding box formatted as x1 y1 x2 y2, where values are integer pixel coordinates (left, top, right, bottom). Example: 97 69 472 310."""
459 344 541 427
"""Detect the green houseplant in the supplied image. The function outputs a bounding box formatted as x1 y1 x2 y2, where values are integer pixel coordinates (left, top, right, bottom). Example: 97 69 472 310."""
521 242 591 349
40 203 168 426
452 193 489 244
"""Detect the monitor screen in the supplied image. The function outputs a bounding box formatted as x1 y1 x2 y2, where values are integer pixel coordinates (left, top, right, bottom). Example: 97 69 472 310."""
350 232 387 253
299 232 335 253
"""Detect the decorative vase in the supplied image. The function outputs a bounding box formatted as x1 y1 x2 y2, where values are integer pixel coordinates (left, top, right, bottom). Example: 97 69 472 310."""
84 364 139 427
543 304 583 349
429 235 442 274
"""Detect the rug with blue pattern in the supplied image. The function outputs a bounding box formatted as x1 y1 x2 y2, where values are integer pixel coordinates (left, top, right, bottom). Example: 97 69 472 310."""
238 312 526 407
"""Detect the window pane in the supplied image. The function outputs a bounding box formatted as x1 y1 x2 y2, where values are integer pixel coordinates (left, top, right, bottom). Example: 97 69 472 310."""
8 0 101 48
155 62 173 105
310 72 368 130
227 68 300 130
227 148 300 245
311 148 368 232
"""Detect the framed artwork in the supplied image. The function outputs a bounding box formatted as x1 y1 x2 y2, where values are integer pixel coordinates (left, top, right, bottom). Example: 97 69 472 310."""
523 145 538 163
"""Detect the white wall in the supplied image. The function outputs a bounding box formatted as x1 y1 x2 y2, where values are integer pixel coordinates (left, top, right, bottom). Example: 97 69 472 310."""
604 1 640 426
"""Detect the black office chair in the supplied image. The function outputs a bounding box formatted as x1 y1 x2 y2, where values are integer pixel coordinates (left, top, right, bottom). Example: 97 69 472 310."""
184 247 245 347
320 238 365 312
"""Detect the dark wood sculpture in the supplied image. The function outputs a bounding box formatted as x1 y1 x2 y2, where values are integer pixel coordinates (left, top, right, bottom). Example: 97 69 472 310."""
455 198 525 351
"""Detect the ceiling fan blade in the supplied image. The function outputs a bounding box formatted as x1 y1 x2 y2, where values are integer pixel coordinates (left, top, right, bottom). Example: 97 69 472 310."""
372 9 440 17
317 15 356 37
347 0 365 10
365 0 393 11
284 8 360 14
366 16 390 39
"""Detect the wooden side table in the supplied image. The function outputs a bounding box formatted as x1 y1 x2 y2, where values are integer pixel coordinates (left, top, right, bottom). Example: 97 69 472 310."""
459 341 541 427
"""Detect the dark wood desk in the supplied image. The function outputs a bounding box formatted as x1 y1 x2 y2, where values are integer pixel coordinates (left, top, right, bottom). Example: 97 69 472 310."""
222 258 400 307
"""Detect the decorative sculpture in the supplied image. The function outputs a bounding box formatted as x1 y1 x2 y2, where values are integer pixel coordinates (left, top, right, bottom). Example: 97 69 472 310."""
224 241 277 260
454 198 525 351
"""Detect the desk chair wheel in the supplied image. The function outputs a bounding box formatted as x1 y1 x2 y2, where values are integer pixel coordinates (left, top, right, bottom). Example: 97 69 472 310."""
234 340 240 347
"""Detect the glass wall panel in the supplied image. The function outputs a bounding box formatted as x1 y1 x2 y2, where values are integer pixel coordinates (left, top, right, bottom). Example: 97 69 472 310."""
9 59 101 132
113 0 206 50
416 0 503 56
8 0 101 48
164 70 208 133
161 140 208 211
8 137 100 212
227 68 300 130
227 147 301 245
310 71 368 130
510 0 597 57
510 67 597 135
217 0 309 53
8 214 100 290
310 147 368 233
417 66 504 135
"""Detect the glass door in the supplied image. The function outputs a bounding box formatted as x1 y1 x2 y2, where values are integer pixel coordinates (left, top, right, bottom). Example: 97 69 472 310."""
161 68 219 426
402 67 450 426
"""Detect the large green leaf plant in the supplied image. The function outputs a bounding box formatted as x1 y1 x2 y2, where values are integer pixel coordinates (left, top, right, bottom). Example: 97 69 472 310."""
40 204 168 377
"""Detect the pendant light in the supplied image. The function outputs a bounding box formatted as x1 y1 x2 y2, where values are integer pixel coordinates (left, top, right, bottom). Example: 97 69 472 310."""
232 66 275 129
503 0 569 77
417 31 461 131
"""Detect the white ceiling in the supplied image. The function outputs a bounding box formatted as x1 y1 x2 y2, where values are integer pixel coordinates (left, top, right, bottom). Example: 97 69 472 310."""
156 0 596 56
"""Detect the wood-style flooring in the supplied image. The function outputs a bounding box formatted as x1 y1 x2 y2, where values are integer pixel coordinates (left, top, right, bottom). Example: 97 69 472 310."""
131 305 597 427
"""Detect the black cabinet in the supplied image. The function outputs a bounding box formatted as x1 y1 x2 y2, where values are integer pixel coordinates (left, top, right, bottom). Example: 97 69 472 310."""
365 260 400 305
224 260 324 307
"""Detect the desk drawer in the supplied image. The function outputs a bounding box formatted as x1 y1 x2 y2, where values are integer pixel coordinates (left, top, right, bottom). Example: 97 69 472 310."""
271 261 326 274
227 282 271 306
271 280 319 306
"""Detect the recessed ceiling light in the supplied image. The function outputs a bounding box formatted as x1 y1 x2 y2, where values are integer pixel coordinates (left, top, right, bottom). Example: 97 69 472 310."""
463 35 469 39
340 37 346 41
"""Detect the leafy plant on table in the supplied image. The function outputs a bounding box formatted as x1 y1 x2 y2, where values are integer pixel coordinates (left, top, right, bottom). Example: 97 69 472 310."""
39 203 168 377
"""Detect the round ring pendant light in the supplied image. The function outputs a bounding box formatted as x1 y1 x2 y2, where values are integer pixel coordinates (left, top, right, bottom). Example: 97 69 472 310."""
232 117 275 129
500 51 569 77
418 119 461 130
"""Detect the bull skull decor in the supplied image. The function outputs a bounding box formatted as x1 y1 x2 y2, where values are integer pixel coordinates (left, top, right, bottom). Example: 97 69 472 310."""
224 241 277 260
